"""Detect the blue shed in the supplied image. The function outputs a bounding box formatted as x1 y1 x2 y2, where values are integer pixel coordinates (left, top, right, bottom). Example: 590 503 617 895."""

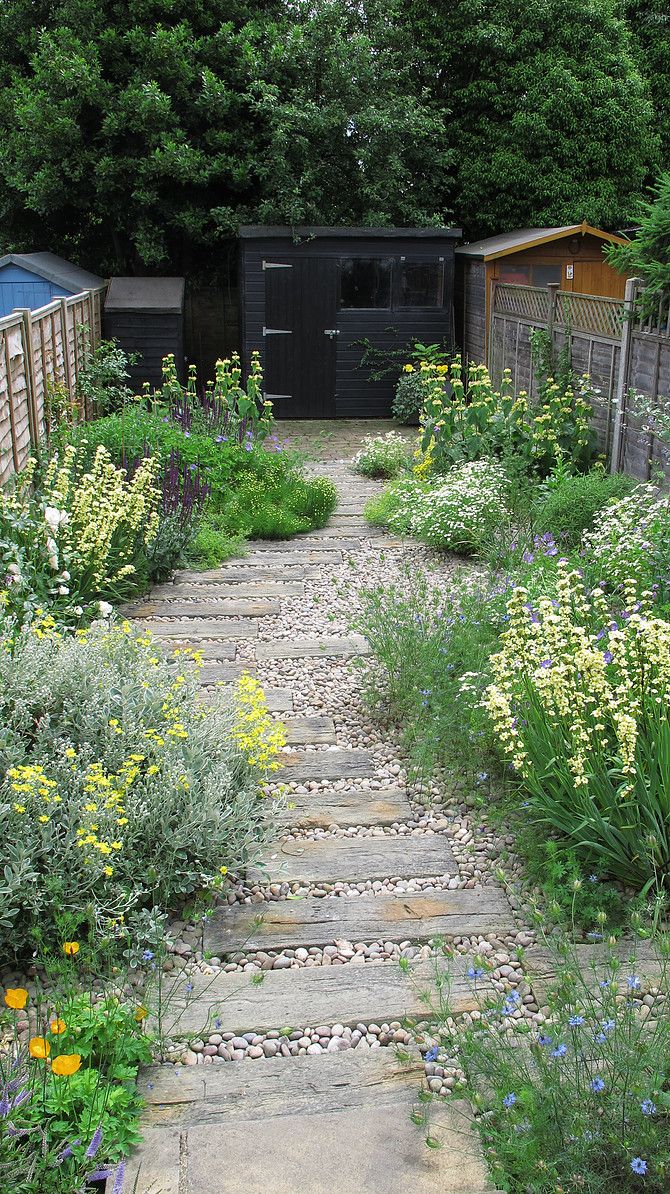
0 252 104 318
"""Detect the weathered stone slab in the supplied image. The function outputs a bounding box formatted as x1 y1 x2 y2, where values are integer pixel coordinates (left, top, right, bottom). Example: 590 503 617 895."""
205 888 512 952
524 939 661 1004
196 661 254 683
141 618 259 640
161 641 237 661
275 749 375 783
246 539 352 554
163 956 482 1037
281 716 336 745
124 598 279 619
177 566 307 583
119 1126 180 1194
149 580 305 600
198 686 294 713
256 635 369 660
256 835 456 885
281 786 412 828
242 550 342 566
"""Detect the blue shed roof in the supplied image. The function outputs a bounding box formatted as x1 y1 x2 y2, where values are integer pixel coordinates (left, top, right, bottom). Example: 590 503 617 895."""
0 252 103 292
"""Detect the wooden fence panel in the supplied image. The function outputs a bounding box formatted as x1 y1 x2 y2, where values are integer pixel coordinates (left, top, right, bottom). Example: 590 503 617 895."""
0 285 106 484
488 282 670 480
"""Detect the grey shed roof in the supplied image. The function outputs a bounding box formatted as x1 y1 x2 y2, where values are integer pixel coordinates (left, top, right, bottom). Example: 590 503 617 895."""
105 277 185 313
0 251 103 291
455 223 628 260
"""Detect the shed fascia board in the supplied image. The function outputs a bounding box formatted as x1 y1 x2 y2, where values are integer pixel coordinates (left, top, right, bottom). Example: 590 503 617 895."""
104 277 185 312
240 225 462 240
0 252 104 291
456 223 630 261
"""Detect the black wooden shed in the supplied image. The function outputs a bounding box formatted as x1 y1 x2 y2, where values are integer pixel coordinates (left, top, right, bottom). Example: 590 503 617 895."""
239 226 461 418
103 277 185 391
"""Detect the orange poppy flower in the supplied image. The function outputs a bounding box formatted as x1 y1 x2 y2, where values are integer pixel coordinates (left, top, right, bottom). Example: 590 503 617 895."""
51 1053 81 1077
50 1018 67 1035
62 942 80 956
4 987 28 1010
29 1036 51 1060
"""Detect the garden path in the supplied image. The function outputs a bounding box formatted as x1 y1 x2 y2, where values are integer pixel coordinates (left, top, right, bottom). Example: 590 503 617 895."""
122 423 510 1194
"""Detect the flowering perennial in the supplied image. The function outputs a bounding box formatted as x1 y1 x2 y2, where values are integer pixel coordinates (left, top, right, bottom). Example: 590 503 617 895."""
231 672 286 775
484 563 670 890
383 459 509 554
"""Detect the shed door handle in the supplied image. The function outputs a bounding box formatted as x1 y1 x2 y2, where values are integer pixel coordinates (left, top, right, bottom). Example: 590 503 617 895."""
324 328 340 338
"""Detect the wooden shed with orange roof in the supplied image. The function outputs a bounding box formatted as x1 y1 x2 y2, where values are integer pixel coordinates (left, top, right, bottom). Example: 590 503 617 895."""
455 222 631 365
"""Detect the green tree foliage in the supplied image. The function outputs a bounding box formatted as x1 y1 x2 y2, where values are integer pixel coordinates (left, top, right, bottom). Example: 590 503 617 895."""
606 172 670 310
0 0 451 274
625 1 670 173
407 0 659 237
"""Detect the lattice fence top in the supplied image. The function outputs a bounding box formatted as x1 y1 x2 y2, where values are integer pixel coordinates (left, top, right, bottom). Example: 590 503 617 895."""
493 282 625 340
494 284 549 323
634 291 670 340
555 292 624 339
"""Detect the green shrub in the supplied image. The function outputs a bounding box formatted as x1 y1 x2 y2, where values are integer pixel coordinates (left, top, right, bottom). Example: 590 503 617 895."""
0 622 283 956
392 372 425 424
534 467 636 546
75 338 136 416
183 516 246 570
418 934 670 1192
352 431 411 478
583 482 670 596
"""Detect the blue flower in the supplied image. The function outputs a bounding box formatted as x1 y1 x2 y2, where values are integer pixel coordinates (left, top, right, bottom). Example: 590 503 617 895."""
467 966 485 980
184 982 194 994
550 1043 568 1058
424 1045 439 1063
502 1092 516 1109
603 650 613 664
627 975 641 991
537 1034 553 1047
630 1157 647 1175
598 979 610 989
641 1099 656 1116
142 949 155 961
590 1077 605 1093
601 1019 616 1033
594 1032 607 1045
539 658 552 668
568 1015 585 1026
588 874 599 882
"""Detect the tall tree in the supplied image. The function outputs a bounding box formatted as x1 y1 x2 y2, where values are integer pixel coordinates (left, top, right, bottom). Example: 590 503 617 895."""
408 0 659 237
0 0 453 275
625 1 670 175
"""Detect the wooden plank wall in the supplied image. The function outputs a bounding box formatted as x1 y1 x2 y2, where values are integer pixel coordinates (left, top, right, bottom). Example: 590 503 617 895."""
488 283 670 480
0 285 107 485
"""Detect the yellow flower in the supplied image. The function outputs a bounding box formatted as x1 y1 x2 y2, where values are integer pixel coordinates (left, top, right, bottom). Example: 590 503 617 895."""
29 1036 51 1059
50 1018 67 1035
62 941 79 957
13 804 26 814
38 815 49 824
52 1053 81 1077
104 866 114 877
134 1005 148 1022
219 866 228 875
4 987 28 1009
65 748 76 759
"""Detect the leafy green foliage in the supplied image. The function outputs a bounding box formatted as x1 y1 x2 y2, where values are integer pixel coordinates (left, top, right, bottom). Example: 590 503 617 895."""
75 339 136 417
392 373 425 425
533 467 637 546
352 432 411 478
606 172 670 316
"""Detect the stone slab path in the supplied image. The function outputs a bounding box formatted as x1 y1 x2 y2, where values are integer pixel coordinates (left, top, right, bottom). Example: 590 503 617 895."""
123 427 506 1193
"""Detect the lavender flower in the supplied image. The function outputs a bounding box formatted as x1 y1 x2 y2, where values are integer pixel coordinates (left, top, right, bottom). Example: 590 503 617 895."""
85 1125 103 1159
57 1139 82 1162
641 1099 656 1116
113 1161 127 1194
502 1092 516 1109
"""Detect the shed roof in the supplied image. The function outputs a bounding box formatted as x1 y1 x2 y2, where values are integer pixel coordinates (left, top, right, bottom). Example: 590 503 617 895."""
105 277 185 313
240 225 461 240
455 223 629 261
0 251 103 291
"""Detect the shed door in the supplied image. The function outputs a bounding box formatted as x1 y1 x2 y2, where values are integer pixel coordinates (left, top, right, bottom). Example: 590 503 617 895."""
263 257 337 418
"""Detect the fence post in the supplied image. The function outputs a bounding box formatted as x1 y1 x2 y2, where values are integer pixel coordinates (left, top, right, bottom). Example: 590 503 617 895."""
59 296 73 394
487 279 497 376
17 308 39 447
546 283 559 371
610 276 640 474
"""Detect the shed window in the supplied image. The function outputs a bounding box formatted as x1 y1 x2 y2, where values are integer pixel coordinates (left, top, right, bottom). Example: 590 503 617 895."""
340 258 392 308
532 264 562 288
396 261 444 307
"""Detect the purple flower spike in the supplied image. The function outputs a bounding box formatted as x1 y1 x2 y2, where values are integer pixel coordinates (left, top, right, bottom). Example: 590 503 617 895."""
603 650 613 664
85 1125 103 1159
113 1162 126 1194
57 1139 82 1162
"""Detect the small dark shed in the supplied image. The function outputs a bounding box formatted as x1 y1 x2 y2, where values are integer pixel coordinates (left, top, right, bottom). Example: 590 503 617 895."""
0 252 103 318
455 223 630 366
239 226 461 418
104 277 185 391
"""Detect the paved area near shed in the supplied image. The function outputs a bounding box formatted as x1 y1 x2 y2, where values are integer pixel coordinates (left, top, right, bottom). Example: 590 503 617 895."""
123 421 509 1194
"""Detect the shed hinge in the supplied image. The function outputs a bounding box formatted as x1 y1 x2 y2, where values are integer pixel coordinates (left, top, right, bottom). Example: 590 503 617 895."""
263 327 292 336
262 261 293 270
264 392 292 400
